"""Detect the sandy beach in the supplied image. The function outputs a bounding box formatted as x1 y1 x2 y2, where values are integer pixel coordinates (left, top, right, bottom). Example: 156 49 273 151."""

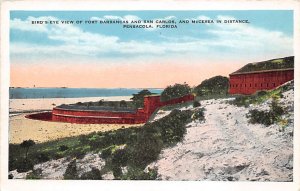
9 96 138 144
9 96 131 113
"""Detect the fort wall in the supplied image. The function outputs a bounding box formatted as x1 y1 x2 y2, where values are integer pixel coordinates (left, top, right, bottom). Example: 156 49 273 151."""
49 94 194 124
229 69 294 95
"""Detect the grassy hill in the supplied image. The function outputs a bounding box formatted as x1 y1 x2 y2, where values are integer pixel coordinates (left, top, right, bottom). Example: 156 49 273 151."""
231 56 294 74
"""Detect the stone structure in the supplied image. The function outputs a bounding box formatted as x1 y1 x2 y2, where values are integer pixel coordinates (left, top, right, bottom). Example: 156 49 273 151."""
229 56 294 95
27 94 194 124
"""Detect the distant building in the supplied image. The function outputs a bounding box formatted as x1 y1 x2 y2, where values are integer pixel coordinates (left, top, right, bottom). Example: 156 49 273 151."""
229 56 294 95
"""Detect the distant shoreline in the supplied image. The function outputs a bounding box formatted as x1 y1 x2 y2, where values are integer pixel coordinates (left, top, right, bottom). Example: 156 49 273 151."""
9 96 132 113
9 87 163 99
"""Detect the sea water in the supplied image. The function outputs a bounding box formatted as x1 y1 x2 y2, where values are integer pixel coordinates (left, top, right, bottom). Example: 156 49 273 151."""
9 88 162 99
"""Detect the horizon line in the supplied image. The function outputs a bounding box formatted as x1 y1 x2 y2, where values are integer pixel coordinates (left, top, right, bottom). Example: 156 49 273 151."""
9 86 166 89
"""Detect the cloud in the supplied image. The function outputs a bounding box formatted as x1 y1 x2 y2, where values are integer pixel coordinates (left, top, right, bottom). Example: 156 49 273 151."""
206 15 292 56
10 15 293 61
10 16 56 32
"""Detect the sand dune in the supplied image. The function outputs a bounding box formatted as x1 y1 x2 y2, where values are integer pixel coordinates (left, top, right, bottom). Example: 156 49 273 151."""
148 90 294 181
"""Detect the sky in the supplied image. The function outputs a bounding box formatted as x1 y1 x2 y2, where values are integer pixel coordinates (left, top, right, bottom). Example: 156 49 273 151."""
10 10 293 88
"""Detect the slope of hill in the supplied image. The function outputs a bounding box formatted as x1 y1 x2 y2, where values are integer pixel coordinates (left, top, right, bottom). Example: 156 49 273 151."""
148 81 294 181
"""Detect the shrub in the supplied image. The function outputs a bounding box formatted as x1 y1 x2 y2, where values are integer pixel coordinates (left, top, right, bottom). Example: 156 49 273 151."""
248 109 273 126
128 126 163 168
192 108 205 121
64 159 78 180
88 136 106 150
59 145 69 151
112 165 122 179
79 135 90 145
122 166 158 180
101 146 113 159
248 99 285 126
80 168 102 180
16 160 34 173
112 148 128 167
36 152 50 163
72 149 86 159
98 99 104 106
53 153 63 160
160 83 191 102
131 89 153 108
124 109 192 168
230 95 250 107
26 168 42 179
193 101 201 108
157 109 192 145
271 100 284 116
20 139 35 162
193 76 229 97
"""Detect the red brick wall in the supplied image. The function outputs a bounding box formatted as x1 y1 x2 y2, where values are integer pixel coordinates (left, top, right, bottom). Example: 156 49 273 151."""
50 94 194 124
229 69 294 95
160 94 195 106
52 114 136 124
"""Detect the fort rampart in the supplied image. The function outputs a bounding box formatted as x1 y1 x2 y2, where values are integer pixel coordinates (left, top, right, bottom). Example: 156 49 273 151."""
28 94 195 124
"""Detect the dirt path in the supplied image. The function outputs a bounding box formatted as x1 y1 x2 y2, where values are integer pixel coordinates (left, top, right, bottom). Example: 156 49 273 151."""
149 97 293 181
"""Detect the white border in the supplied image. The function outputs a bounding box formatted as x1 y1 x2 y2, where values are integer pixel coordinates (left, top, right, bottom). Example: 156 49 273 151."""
1 1 299 191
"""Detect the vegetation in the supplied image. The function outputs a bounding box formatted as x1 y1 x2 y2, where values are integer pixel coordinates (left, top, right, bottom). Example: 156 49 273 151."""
192 108 205 122
232 56 294 74
73 100 135 109
10 140 37 173
160 83 191 102
130 89 153 108
193 76 229 97
59 145 69 151
20 140 35 162
248 99 285 126
98 99 104 106
63 159 78 180
229 80 293 128
80 168 103 180
9 106 205 180
121 166 158 180
193 101 201 108
26 168 42 179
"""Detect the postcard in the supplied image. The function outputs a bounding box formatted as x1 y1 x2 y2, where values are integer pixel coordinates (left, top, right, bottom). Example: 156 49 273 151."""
1 1 299 191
